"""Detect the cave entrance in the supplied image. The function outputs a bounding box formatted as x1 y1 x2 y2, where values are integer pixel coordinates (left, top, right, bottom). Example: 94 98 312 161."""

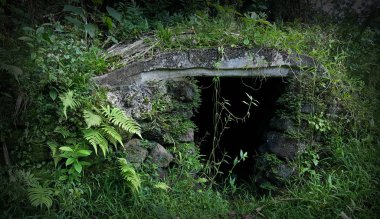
193 76 288 182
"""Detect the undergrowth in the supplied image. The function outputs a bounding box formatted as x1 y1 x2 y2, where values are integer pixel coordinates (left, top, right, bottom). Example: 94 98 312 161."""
0 2 379 218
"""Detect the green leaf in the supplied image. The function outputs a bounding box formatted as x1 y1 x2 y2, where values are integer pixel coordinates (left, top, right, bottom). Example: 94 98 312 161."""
84 23 97 38
118 158 141 193
22 26 34 33
65 157 76 166
36 26 45 35
101 125 123 147
243 38 250 45
233 158 239 166
76 149 92 157
18 36 33 41
80 161 91 166
59 175 68 181
49 89 58 101
47 141 61 168
154 182 170 191
103 16 114 29
54 126 72 138
83 109 102 128
47 141 58 155
106 6 122 22
101 106 141 138
82 128 109 156
197 177 208 183
28 186 53 209
73 162 82 173
92 0 103 6
59 90 80 119
0 63 22 82
59 146 73 152
63 5 84 16
65 16 83 27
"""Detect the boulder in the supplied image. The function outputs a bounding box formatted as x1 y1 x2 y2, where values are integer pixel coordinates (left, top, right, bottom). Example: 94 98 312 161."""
269 116 294 132
168 81 195 102
150 143 174 168
267 164 296 186
274 164 296 179
178 128 194 142
124 139 148 166
258 131 305 160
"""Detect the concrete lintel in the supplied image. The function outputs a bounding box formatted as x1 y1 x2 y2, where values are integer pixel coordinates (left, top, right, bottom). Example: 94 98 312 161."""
94 47 317 88
141 67 297 83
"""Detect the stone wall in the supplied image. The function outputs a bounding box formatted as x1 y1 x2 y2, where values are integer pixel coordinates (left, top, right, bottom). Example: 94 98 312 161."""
94 46 323 183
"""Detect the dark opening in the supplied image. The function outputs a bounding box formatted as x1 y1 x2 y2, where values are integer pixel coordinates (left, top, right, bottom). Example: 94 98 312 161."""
193 77 287 182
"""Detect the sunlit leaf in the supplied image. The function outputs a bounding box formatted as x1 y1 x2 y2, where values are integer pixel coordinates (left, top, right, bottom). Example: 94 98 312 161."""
59 146 73 152
73 162 82 173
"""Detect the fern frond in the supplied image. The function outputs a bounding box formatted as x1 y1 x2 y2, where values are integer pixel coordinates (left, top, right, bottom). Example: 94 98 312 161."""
101 105 111 117
60 90 80 119
27 186 53 209
102 106 141 138
83 109 102 128
54 126 72 138
47 141 62 167
15 170 39 187
82 128 109 156
118 158 141 194
101 125 123 148
154 182 170 191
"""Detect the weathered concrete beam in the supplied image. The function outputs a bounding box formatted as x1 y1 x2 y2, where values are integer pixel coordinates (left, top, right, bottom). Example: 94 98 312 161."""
94 47 316 88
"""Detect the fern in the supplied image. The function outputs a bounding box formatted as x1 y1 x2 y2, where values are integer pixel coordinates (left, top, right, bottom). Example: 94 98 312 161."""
101 125 123 147
60 90 80 119
14 170 39 188
47 141 62 167
101 105 141 138
54 126 72 139
154 182 170 191
83 109 102 128
118 158 141 194
28 186 53 209
83 128 109 156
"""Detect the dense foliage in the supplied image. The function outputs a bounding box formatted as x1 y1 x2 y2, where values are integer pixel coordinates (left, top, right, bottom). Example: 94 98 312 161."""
1 1 379 218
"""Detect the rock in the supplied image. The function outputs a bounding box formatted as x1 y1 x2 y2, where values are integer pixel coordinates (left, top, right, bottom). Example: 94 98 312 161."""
259 131 305 160
300 102 314 114
275 164 295 179
267 164 296 187
178 128 194 142
149 143 174 168
168 81 195 102
269 116 294 132
140 124 166 145
178 108 194 119
157 168 169 180
124 139 148 166
327 99 342 118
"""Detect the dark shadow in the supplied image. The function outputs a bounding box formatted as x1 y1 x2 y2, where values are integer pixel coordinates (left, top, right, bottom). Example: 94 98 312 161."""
193 76 287 182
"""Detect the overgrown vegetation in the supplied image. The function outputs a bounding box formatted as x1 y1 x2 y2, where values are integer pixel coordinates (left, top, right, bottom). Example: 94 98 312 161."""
1 1 379 218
